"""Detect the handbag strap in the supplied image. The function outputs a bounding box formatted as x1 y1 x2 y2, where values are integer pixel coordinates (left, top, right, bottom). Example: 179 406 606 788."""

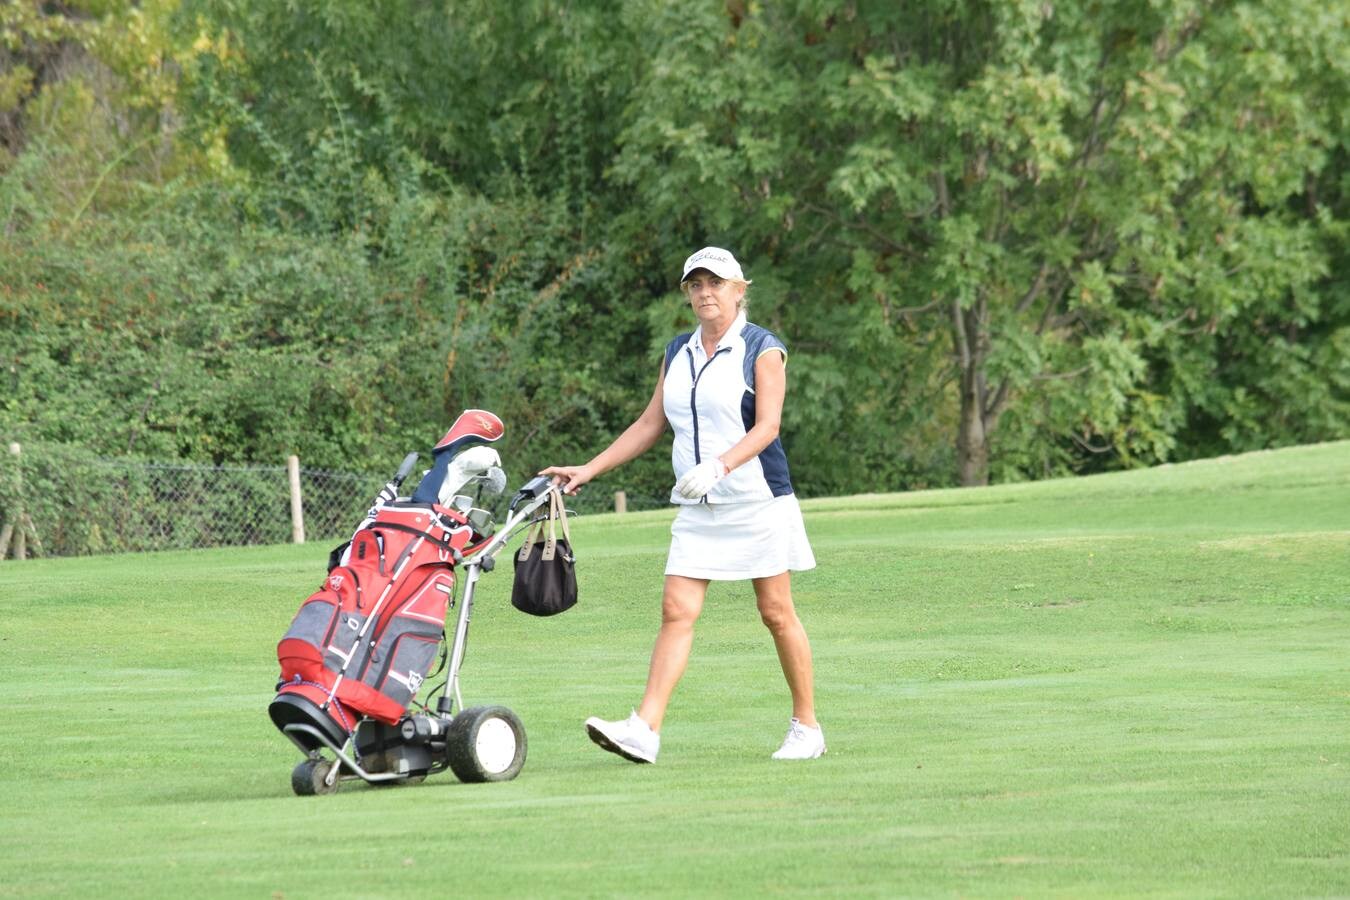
519 490 572 562
553 489 572 544
541 490 562 560
517 516 544 562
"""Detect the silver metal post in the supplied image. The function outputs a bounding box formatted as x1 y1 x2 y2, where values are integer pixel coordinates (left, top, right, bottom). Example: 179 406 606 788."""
444 562 482 711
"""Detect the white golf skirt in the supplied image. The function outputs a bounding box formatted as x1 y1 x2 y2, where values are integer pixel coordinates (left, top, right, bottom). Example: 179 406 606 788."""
665 494 816 581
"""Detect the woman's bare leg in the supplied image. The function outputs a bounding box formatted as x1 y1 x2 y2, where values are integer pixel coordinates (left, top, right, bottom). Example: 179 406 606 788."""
753 572 817 726
636 574 708 731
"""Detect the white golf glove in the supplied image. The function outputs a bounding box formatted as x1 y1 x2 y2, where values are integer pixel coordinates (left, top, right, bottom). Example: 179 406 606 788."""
674 459 728 499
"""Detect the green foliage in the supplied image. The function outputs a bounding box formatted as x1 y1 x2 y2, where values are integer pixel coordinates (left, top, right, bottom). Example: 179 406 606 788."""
0 172 655 488
174 0 637 214
0 0 1346 504
610 0 1349 484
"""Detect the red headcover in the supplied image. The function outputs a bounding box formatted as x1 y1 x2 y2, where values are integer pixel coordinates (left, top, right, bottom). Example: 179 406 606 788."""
433 409 504 454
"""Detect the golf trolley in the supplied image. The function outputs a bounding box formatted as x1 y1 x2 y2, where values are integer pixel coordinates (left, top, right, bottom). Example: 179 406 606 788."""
267 410 564 795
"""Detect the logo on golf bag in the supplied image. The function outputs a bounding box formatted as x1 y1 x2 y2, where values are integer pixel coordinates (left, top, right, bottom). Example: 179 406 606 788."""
329 574 345 591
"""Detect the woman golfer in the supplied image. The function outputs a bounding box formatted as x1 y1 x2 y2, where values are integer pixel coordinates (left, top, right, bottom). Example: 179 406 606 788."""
542 246 824 762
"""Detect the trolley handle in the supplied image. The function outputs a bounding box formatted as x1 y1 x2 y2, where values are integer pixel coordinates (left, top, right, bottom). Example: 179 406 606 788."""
466 479 561 565
508 475 554 513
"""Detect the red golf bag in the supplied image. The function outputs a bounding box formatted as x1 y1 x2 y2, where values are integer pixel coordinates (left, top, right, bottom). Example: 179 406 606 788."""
268 505 476 748
268 410 505 752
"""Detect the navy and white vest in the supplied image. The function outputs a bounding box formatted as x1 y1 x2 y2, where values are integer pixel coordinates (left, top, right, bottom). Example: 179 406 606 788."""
662 312 795 505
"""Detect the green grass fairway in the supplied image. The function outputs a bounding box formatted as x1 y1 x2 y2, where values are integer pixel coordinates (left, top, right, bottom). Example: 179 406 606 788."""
2 443 1347 897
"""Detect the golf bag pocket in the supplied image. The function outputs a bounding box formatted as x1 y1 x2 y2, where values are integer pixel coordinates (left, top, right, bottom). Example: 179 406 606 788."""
372 632 441 708
324 610 372 674
335 569 454 720
277 592 343 683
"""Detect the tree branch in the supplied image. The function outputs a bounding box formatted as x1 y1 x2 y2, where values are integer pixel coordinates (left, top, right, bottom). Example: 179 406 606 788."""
1071 431 1115 454
1034 275 1073 337
1035 366 1091 382
893 296 946 318
800 202 920 257
933 168 951 218
1015 262 1052 314
985 376 1012 430
1013 80 1121 322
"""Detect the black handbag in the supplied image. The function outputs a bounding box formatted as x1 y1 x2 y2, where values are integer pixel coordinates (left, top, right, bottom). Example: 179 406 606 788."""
511 490 577 616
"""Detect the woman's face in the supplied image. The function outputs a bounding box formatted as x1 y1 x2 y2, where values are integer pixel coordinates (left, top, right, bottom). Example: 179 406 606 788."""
682 270 745 328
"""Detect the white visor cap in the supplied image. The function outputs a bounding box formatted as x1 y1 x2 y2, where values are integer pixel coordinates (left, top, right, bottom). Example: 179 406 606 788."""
681 246 745 283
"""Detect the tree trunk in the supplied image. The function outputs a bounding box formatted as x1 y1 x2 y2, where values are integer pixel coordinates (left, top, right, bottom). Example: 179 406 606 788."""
952 298 992 486
956 370 990 486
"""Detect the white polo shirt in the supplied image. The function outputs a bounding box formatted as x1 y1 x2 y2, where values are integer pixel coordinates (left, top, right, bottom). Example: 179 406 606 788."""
661 312 795 505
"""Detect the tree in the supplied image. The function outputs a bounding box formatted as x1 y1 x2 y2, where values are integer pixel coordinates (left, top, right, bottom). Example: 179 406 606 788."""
2 0 1345 502
611 0 1348 485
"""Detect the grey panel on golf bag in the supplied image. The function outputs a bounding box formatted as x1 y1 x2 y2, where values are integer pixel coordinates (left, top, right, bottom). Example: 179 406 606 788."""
324 610 372 674
282 597 341 648
370 632 441 708
354 571 453 706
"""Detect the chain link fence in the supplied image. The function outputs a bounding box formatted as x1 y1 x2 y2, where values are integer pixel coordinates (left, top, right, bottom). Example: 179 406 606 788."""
0 441 671 559
0 442 375 557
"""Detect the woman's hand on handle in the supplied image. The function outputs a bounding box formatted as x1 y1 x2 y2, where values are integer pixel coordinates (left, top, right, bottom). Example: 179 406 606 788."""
540 464 594 496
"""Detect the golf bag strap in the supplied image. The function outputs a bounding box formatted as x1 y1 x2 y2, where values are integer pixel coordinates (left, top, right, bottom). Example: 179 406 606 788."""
544 490 571 559
537 490 572 561
371 522 461 560
553 490 572 543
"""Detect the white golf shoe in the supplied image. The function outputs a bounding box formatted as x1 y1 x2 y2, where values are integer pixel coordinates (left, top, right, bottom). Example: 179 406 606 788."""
772 718 826 760
585 710 660 764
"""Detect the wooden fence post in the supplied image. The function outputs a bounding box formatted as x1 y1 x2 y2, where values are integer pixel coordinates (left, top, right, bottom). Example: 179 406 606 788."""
614 490 627 514
3 443 25 561
288 454 305 544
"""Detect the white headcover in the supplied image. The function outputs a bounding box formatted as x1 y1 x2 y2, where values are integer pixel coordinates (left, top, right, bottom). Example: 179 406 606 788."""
437 445 503 507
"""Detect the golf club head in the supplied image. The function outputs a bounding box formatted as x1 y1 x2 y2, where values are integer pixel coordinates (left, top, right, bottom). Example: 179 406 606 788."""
435 446 502 507
432 409 504 454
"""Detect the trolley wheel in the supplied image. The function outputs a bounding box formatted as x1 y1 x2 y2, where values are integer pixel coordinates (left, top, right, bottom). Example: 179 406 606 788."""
445 705 527 783
291 758 340 796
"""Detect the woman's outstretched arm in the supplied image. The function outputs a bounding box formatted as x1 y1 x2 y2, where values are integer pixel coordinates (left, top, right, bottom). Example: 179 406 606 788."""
541 361 668 494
